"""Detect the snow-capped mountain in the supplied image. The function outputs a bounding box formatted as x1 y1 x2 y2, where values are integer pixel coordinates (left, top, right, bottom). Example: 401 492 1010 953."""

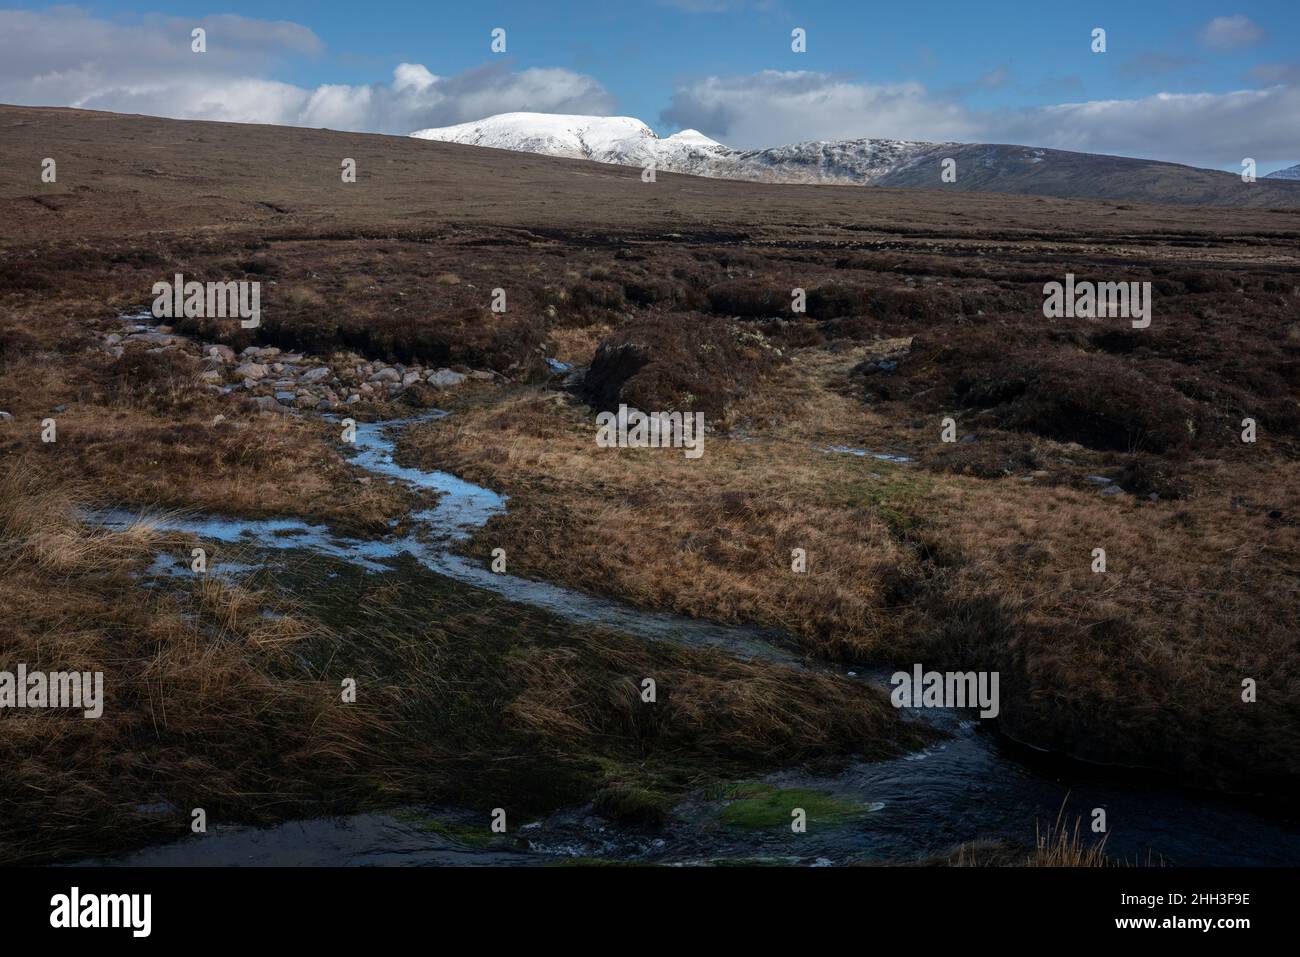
409 112 726 171
409 112 1300 208
410 112 940 186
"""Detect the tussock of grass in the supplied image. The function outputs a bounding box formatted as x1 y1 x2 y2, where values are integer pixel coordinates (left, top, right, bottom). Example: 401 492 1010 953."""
911 812 1115 867
0 461 381 864
1029 814 1112 868
398 391 916 661
591 786 673 826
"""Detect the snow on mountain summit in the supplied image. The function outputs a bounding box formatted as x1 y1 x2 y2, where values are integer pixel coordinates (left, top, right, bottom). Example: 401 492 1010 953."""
662 129 724 147
408 112 1300 205
410 112 666 164
410 112 940 185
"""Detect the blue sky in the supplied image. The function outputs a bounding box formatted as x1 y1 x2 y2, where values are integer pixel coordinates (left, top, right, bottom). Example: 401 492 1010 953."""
2 2 1297 170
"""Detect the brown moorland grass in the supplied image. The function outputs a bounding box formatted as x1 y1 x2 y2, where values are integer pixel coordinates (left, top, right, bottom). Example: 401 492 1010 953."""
918 818 1115 867
399 387 919 659
0 461 387 864
0 455 931 863
0 318 420 534
2 106 1297 856
397 342 1300 792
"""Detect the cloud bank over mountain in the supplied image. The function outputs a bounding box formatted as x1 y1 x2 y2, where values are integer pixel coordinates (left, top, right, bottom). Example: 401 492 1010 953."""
0 8 1295 171
0 9 614 133
661 70 1300 169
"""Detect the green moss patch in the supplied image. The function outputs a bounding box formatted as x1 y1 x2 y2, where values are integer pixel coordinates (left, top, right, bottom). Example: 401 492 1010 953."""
705 781 868 830
394 811 505 847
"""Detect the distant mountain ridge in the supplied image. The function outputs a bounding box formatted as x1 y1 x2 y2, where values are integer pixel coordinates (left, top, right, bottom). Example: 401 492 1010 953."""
410 112 942 185
410 112 1300 208
1266 163 1300 181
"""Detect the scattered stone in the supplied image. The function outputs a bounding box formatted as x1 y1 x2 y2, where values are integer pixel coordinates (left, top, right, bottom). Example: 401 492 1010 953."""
95 317 503 415
252 395 286 414
234 362 269 380
427 368 467 388
1100 484 1124 496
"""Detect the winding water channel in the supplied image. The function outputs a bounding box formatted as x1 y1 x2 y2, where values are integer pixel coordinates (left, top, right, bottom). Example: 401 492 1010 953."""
83 335 1300 866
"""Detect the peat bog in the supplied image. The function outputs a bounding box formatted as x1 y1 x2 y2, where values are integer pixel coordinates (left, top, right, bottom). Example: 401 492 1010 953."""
1 107 1298 866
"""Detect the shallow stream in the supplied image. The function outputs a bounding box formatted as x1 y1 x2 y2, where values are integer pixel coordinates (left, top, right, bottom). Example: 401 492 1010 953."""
83 328 1300 867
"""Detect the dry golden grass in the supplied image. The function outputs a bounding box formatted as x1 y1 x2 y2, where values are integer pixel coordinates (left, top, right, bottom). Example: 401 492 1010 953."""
0 327 416 534
1028 815 1112 868
396 343 1300 790
6 104 1295 863
886 453 1300 787
400 386 916 659
1 284 944 864
503 632 926 761
0 460 387 864
548 323 612 366
281 285 325 307
915 805 1116 867
0 451 932 863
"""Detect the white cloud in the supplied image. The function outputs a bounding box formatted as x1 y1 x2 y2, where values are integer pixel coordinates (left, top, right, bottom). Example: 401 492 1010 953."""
393 63 437 93
3 8 1295 170
0 9 615 133
992 86 1300 167
662 70 978 146
662 70 1300 168
1199 15 1267 51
